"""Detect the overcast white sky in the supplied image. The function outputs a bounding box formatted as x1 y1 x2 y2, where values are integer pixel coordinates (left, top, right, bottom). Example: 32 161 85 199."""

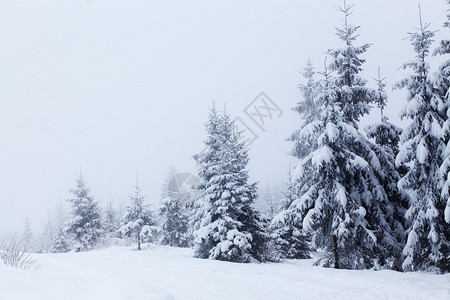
0 0 447 237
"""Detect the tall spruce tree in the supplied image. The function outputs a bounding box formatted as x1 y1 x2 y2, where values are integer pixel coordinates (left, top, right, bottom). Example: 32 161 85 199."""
327 1 401 269
276 2 399 269
193 108 267 263
364 69 409 269
118 179 157 250
395 12 449 273
277 63 387 269
65 174 103 251
435 1 450 226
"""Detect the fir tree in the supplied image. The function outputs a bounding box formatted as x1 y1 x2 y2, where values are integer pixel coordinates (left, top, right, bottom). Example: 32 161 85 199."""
277 65 372 269
364 69 409 269
118 179 157 250
277 3 399 269
433 0 450 57
50 228 70 253
273 59 320 260
327 1 373 128
364 69 403 157
65 174 103 251
104 198 119 236
395 12 449 273
257 184 278 220
23 218 34 251
193 108 267 263
37 216 54 253
270 166 311 259
294 59 320 124
327 1 401 269
159 196 190 248
160 165 178 200
435 1 450 226
281 54 401 269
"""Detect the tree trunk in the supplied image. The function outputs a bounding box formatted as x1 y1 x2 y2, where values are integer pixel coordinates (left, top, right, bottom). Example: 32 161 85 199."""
332 234 339 269
138 234 141 251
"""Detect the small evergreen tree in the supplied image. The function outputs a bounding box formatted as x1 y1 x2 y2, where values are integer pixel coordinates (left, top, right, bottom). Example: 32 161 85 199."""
118 179 157 250
22 218 34 251
104 198 119 236
37 216 54 253
270 167 311 259
193 108 267 263
365 69 403 157
50 228 70 253
65 174 103 251
395 12 449 273
257 184 278 220
294 59 320 124
160 165 178 199
159 196 190 247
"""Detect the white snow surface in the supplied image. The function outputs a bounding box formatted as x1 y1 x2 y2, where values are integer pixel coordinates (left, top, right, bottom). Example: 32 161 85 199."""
417 140 429 164
0 245 449 300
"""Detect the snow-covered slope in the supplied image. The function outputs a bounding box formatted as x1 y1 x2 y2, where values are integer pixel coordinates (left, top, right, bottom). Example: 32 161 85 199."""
0 246 448 300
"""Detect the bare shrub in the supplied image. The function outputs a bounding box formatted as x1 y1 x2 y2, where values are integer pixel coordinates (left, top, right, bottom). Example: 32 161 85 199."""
0 235 40 270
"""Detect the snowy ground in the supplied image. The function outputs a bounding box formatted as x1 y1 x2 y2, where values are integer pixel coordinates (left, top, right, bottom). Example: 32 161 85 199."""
0 246 449 300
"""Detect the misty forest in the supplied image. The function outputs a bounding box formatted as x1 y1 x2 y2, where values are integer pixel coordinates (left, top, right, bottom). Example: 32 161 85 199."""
1 1 449 299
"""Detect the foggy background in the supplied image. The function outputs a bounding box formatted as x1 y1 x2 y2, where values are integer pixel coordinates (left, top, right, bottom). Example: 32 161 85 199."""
0 0 447 237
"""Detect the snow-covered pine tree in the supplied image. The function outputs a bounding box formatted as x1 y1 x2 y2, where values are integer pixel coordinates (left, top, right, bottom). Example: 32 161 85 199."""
161 166 198 244
270 59 319 260
37 216 54 253
118 179 157 250
275 65 368 269
327 1 373 128
281 165 297 211
274 2 400 269
395 12 449 273
104 198 119 236
65 174 103 251
293 59 320 125
364 69 409 269
159 196 190 247
160 165 178 200
435 1 450 227
23 218 34 251
365 69 403 157
257 184 277 220
325 1 400 269
193 107 267 263
270 165 311 259
434 0 450 57
49 228 70 253
279 53 401 269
